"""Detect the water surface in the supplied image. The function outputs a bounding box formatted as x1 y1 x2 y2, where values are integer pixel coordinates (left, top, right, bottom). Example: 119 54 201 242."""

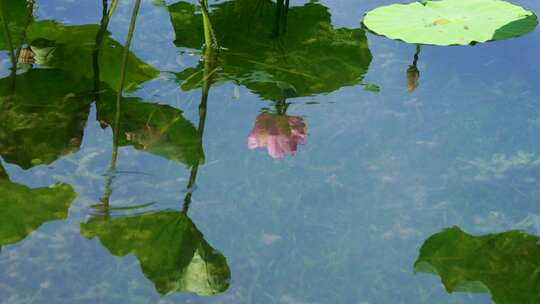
1 0 540 303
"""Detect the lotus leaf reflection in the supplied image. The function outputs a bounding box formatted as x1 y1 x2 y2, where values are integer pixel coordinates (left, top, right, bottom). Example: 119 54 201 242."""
96 95 204 167
415 226 540 304
81 211 230 296
170 0 372 101
0 0 32 51
26 20 158 91
0 177 76 246
0 69 93 169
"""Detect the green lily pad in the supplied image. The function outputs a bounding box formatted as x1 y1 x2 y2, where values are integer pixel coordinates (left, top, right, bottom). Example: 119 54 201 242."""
81 211 230 296
0 178 76 246
169 0 372 101
96 95 204 167
363 0 538 46
414 226 540 303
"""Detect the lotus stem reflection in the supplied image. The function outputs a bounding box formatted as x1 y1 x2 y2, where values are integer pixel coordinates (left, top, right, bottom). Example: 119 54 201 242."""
407 44 421 92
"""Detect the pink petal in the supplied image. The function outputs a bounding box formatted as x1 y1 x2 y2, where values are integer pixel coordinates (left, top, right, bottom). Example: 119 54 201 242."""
247 134 259 149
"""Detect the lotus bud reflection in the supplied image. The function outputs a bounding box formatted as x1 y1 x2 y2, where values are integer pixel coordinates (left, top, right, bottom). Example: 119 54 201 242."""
407 44 421 92
18 47 35 64
248 113 307 158
406 65 420 92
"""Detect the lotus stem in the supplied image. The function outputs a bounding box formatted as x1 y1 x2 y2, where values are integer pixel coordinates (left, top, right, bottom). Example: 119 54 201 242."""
199 0 217 48
182 39 218 213
0 0 16 74
0 161 7 180
100 0 141 211
107 0 118 20
413 44 420 67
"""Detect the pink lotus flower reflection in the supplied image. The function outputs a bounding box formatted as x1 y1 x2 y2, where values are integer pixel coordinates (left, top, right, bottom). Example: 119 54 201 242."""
248 113 307 158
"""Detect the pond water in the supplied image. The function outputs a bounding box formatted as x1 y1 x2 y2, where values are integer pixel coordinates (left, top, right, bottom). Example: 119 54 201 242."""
1 0 540 303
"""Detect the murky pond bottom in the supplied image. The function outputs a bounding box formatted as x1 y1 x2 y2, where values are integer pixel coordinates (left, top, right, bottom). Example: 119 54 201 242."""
1 0 540 303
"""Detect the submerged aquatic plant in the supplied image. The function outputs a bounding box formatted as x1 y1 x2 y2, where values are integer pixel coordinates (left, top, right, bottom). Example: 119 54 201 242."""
363 0 538 45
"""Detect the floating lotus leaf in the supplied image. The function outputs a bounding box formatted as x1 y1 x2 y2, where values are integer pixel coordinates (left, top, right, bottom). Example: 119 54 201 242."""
0 178 76 246
415 226 540 304
363 0 538 46
169 0 372 101
81 211 230 296
0 69 93 169
0 0 32 50
26 20 158 91
96 95 204 167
